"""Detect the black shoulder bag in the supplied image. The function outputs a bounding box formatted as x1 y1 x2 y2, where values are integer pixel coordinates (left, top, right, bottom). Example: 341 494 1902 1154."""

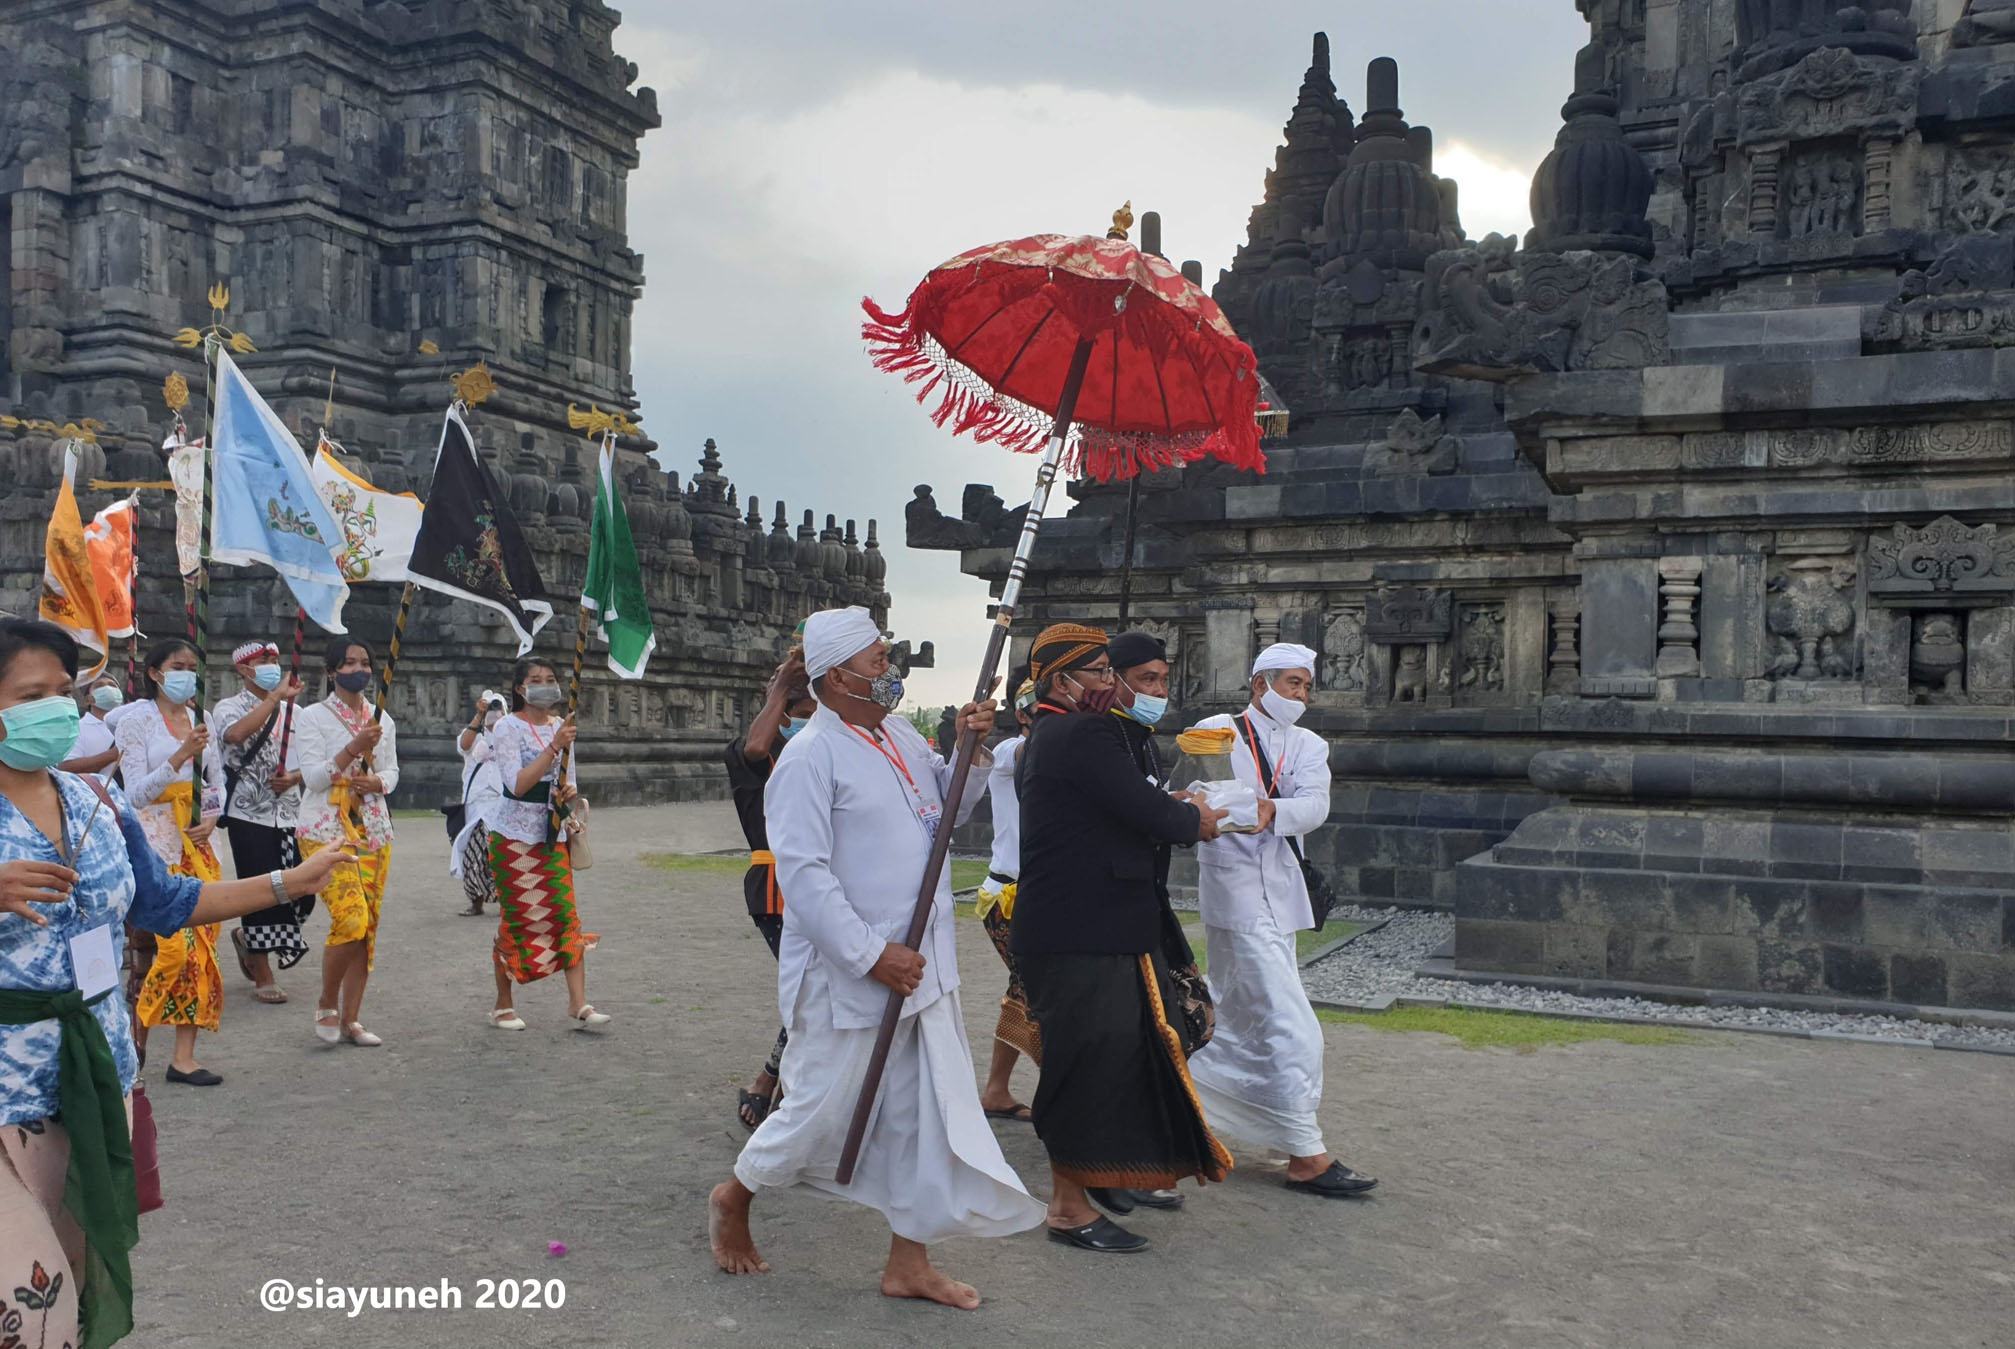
221 703 282 824
1238 713 1337 931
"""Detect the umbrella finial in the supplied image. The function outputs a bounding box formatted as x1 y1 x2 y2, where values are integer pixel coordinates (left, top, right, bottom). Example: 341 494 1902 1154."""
1107 202 1133 241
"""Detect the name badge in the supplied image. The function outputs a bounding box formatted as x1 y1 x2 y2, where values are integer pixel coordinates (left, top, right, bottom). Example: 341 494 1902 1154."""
916 801 943 842
70 924 119 1000
201 785 225 820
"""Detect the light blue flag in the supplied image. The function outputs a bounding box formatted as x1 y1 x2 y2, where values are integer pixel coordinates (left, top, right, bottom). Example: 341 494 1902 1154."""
208 349 350 632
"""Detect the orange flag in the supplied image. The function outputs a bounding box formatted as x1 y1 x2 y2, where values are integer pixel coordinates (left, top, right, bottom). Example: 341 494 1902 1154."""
84 494 139 639
40 447 110 676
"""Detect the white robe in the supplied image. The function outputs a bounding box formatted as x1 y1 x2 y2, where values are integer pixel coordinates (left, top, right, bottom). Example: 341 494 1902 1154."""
1188 703 1333 1157
738 701 1042 1241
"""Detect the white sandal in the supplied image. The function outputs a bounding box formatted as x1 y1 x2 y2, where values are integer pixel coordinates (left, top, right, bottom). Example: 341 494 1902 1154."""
569 1004 611 1030
341 1022 382 1047
487 1008 527 1031
314 1009 341 1044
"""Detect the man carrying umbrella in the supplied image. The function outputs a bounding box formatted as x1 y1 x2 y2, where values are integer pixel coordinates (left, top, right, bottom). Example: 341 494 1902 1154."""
708 606 1043 1307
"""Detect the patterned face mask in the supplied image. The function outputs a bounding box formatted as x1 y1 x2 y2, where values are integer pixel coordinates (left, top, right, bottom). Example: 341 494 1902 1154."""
840 666 903 711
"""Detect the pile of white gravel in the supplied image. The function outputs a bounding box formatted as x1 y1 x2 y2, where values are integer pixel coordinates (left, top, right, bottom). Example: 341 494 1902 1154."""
1299 905 2015 1054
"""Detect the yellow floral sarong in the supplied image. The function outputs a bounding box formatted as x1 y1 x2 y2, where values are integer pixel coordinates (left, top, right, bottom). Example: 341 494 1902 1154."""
303 837 389 968
136 780 223 1031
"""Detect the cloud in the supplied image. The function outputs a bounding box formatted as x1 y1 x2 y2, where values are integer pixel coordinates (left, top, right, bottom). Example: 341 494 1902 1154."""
613 7 1584 706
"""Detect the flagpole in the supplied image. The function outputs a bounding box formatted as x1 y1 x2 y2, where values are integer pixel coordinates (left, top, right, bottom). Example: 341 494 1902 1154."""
191 332 219 798
550 426 607 842
276 605 305 770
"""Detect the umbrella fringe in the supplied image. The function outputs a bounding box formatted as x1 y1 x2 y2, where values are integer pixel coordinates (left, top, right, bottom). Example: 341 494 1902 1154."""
860 273 1268 483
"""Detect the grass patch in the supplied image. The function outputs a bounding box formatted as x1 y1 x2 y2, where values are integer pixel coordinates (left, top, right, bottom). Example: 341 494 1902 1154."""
644 853 993 891
1316 1005 1697 1051
640 851 747 877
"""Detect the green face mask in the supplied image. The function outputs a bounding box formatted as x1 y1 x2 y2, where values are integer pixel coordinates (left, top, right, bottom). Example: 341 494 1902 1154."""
0 695 82 771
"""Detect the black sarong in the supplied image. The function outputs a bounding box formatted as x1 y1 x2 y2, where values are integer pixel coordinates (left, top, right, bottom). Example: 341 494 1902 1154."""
1018 948 1232 1190
224 820 312 967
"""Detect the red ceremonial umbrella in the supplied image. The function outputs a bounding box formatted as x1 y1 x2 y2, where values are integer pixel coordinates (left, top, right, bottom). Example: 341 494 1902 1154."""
837 205 1264 1183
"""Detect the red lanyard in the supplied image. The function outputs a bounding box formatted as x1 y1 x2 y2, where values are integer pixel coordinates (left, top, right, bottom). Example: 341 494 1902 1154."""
847 723 917 794
1241 713 1285 796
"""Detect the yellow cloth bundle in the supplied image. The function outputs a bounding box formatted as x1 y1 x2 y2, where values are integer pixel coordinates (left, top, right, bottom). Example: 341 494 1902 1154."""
1175 726 1237 756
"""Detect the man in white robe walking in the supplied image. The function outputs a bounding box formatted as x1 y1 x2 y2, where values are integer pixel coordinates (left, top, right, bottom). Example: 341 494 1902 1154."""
709 606 1044 1306
1188 643 1379 1199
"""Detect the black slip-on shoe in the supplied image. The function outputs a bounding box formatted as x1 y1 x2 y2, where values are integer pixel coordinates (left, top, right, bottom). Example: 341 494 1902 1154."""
1086 1186 1137 1215
1046 1216 1149 1253
1131 1188 1185 1210
165 1065 222 1087
1285 1162 1378 1198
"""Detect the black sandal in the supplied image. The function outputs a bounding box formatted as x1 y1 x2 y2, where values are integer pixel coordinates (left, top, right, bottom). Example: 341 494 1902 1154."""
737 1090 771 1130
1046 1216 1148 1253
983 1103 1034 1123
229 928 255 983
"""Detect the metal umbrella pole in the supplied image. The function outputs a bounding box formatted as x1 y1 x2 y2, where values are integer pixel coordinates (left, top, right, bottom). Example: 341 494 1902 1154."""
835 335 1095 1185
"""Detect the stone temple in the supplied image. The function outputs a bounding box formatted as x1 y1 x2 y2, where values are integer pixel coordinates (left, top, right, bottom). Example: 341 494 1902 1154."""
0 0 901 804
911 7 2015 1010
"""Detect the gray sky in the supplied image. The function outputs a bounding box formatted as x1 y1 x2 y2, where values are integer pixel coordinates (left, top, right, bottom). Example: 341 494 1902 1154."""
616 1 1591 706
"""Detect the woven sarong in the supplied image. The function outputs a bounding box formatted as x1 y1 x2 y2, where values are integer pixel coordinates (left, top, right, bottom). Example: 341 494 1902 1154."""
981 905 1042 1062
489 833 596 984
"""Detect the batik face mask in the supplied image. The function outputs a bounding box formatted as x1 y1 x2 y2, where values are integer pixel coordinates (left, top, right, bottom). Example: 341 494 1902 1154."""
841 666 903 711
1065 673 1118 716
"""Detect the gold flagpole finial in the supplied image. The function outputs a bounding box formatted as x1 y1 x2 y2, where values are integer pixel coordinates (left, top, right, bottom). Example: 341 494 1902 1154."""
1107 202 1134 241
566 401 642 441
164 372 190 413
451 361 496 409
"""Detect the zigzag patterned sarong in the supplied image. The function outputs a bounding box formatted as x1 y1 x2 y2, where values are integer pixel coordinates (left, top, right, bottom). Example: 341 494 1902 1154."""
489 833 595 984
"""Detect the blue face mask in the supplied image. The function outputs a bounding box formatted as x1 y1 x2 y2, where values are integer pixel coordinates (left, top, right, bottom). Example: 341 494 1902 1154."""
779 715 810 740
0 695 82 771
91 686 124 712
1122 693 1168 727
253 664 283 692
160 670 199 705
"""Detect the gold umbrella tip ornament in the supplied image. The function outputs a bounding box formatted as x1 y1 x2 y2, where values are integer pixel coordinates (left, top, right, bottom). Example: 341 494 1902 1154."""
1107 201 1134 241
451 361 496 408
419 339 440 355
164 372 190 412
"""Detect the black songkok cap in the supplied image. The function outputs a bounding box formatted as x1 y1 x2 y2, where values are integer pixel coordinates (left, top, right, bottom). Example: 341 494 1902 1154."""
1108 631 1167 673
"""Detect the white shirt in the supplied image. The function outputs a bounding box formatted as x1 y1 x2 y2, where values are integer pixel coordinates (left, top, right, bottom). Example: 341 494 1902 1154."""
294 697 399 850
487 712 576 845
459 726 504 825
768 701 991 1031
1194 704 1332 934
113 700 227 865
984 735 1024 883
211 689 302 829
72 712 114 763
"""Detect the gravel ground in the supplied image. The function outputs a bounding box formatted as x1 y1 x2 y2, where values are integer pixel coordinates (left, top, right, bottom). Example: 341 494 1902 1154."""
1301 905 2015 1051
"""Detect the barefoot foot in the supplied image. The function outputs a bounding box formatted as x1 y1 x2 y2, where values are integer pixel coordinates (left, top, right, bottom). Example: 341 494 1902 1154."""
708 1182 769 1275
880 1262 981 1310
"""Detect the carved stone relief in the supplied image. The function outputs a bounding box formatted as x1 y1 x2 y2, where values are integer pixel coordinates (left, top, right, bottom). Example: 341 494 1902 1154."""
1866 516 2015 603
1364 586 1453 642
1766 557 1858 681
1910 613 1967 702
1322 606 1366 692
1392 645 1430 703
1781 150 1860 239
1414 242 1671 383
1456 602 1506 698
1370 409 1460 476
1733 47 1919 150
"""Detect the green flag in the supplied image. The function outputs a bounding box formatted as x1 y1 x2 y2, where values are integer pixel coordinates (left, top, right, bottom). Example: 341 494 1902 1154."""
583 441 656 679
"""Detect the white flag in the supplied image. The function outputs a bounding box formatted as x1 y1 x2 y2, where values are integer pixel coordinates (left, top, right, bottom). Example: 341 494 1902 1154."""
312 440 424 584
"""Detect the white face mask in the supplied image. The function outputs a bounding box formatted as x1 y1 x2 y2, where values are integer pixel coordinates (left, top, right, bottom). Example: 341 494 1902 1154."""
1259 680 1307 727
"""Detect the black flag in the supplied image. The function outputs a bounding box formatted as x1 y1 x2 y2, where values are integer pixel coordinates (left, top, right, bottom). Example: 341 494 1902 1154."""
406 405 554 653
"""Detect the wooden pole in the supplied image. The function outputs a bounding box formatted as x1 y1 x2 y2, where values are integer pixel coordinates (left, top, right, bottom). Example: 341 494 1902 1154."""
1116 475 1143 628
275 605 304 770
551 597 590 843
835 335 1095 1185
